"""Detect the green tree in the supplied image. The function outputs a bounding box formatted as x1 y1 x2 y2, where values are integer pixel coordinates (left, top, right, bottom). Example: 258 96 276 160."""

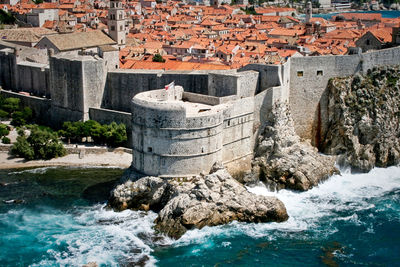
2 97 20 114
152 54 165 63
11 125 66 160
105 122 127 147
11 107 33 126
2 136 10 144
0 9 16 24
0 123 9 138
0 109 8 119
11 135 35 160
27 126 66 160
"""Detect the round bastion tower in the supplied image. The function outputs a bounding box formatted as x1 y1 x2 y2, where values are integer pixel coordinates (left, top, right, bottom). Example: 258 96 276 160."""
131 86 226 178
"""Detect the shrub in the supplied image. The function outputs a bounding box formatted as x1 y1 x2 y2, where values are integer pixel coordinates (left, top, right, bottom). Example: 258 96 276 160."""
0 123 9 138
11 125 66 160
11 107 33 126
11 136 35 160
2 136 10 144
152 54 165 63
27 125 66 160
59 120 127 147
1 97 20 113
0 109 8 119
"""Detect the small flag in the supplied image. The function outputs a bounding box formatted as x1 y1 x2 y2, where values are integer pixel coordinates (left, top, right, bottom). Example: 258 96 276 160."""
165 81 175 90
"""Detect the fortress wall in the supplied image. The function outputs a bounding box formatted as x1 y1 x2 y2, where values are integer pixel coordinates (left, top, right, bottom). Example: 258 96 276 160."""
289 54 361 143
89 107 132 147
239 63 284 94
49 55 106 124
361 47 400 72
81 58 107 120
290 46 400 145
208 71 258 98
0 90 51 124
131 88 225 177
103 70 210 112
50 56 85 115
222 97 255 174
16 62 50 97
208 73 238 97
182 92 223 105
0 49 17 90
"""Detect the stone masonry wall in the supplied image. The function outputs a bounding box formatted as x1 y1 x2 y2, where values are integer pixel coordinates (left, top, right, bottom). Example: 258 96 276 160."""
290 46 400 145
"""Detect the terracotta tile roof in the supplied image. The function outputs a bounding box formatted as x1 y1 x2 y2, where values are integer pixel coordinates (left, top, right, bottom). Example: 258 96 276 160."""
0 27 56 43
369 28 392 43
339 13 382 22
36 30 116 51
121 60 230 70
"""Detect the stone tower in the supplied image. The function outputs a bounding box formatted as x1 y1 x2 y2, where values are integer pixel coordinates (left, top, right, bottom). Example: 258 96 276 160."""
305 1 312 24
108 0 126 46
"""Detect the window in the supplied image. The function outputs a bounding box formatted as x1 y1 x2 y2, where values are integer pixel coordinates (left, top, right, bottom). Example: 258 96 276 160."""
111 26 115 31
317 70 323 76
366 39 370 45
120 25 123 31
148 147 152 152
297 71 303 77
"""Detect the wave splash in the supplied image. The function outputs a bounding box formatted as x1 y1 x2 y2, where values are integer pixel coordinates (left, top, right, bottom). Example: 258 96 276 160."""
173 166 400 245
2 166 399 266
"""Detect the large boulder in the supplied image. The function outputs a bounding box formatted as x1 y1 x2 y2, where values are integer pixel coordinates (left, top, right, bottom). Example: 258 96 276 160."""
321 67 400 172
109 165 288 239
248 102 338 191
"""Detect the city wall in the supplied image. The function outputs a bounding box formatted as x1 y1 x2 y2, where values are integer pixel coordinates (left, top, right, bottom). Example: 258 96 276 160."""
290 46 400 146
1 44 400 177
0 90 51 125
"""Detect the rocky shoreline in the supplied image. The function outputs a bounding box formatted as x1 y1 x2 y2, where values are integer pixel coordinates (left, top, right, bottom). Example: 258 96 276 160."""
321 66 400 172
107 67 400 238
244 103 339 191
108 163 288 239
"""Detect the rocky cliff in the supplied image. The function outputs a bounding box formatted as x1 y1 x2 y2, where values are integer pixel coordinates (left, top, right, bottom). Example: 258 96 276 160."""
321 66 400 171
108 163 288 239
246 103 338 191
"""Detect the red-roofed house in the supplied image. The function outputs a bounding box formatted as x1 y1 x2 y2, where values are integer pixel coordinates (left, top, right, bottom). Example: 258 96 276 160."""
355 28 392 52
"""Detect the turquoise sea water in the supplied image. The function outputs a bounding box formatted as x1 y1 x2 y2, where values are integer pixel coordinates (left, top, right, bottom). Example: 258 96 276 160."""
311 10 400 19
0 166 399 266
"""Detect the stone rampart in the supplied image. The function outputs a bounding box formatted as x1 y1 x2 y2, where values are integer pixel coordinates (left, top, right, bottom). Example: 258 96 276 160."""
16 61 50 97
0 89 51 124
0 49 17 90
49 54 106 125
289 46 400 145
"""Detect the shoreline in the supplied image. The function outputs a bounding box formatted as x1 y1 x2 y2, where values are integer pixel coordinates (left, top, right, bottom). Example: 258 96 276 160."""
0 150 132 170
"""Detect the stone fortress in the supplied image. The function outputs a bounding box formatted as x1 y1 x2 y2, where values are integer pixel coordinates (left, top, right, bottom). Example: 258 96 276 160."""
0 41 400 177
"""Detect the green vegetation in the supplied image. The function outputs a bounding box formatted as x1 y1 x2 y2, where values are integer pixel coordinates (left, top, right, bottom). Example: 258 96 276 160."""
0 97 33 126
0 9 15 25
11 125 66 160
0 123 9 138
59 120 127 147
2 136 10 144
152 54 165 63
32 0 44 4
241 6 258 15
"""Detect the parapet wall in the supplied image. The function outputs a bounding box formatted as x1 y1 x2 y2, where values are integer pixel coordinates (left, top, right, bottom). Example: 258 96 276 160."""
102 69 244 112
